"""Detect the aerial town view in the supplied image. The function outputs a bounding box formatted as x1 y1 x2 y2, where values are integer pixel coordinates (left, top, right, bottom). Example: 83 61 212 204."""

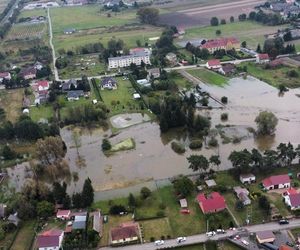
2 0 300 249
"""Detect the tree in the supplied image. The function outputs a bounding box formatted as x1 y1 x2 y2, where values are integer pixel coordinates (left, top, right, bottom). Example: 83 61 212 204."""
256 44 262 53
283 31 292 42
37 201 54 219
102 139 111 151
137 7 159 25
251 148 263 168
81 178 94 207
187 155 209 174
249 11 257 20
72 193 82 208
128 193 136 208
255 111 278 135
259 195 270 214
173 176 194 197
238 13 247 21
216 30 221 36
220 19 226 25
277 142 296 167
209 155 221 170
52 182 67 204
230 16 234 23
210 17 219 26
140 187 151 199
1 145 16 160
241 41 247 48
228 149 253 174
14 117 44 140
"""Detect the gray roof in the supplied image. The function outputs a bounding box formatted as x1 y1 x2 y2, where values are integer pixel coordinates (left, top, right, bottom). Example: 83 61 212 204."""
93 211 101 233
73 220 86 230
67 90 84 98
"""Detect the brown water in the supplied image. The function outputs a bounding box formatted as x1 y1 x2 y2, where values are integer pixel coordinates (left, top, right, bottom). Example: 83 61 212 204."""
8 76 300 196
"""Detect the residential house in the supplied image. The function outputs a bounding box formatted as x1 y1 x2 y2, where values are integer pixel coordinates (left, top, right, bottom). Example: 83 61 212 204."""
200 37 240 53
8 212 20 226
218 64 235 76
93 210 102 236
206 59 221 70
62 79 77 91
256 53 270 64
34 80 49 92
0 72 11 83
196 192 226 214
136 79 150 87
233 186 251 206
56 209 71 220
20 67 37 80
108 48 151 69
34 61 43 70
0 204 6 218
35 90 49 105
101 77 117 90
64 28 76 35
110 222 140 245
284 188 300 210
147 68 160 80
67 90 84 101
37 229 64 250
262 174 290 190
240 173 256 184
165 52 177 65
256 231 275 244
73 213 87 230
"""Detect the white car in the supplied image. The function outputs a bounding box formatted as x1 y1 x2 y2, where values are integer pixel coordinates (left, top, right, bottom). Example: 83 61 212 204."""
154 240 164 246
241 239 249 246
206 231 216 237
216 229 225 234
177 237 186 243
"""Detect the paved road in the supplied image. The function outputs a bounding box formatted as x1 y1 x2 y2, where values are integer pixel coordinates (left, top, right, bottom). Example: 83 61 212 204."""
0 0 20 25
100 219 300 250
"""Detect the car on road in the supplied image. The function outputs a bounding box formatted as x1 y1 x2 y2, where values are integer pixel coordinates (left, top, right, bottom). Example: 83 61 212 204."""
154 240 164 246
206 231 216 237
177 237 186 243
234 235 241 240
241 239 249 246
279 219 289 225
216 229 226 234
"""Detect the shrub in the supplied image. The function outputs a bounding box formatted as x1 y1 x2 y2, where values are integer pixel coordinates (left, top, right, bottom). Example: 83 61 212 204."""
220 113 228 121
171 141 186 154
288 70 299 78
101 139 111 151
189 139 203 149
109 205 127 215
140 187 151 199
221 96 228 104
150 237 155 242
156 211 165 217
161 235 165 240
208 137 218 147
159 203 166 210
220 19 226 24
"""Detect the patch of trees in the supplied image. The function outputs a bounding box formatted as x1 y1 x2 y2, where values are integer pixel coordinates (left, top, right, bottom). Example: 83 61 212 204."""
19 46 52 64
210 17 219 26
136 7 159 25
3 76 30 89
255 111 278 135
72 178 94 208
55 56 69 69
36 65 52 79
185 42 209 60
248 10 283 25
263 37 295 58
63 102 108 125
173 175 194 197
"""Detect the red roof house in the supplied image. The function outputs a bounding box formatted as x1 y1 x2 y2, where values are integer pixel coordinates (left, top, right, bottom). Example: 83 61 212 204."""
37 229 64 250
197 192 226 214
20 67 37 80
56 209 71 220
35 80 49 91
206 59 221 70
201 37 240 53
110 222 140 245
262 174 290 190
256 53 270 64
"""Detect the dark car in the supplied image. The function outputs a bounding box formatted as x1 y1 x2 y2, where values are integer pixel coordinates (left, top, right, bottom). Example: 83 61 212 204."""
278 219 289 225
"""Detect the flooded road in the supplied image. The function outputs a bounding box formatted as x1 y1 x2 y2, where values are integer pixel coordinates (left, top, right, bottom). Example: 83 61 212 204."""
7 77 300 197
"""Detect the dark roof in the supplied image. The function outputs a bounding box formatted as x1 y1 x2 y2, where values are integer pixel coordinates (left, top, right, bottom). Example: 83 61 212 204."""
256 231 275 240
221 64 235 73
67 90 84 98
20 67 36 76
101 77 117 86
111 223 139 241
37 229 63 248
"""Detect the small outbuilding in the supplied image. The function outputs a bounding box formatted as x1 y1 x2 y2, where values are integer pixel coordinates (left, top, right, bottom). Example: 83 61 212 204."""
133 93 141 99
240 173 256 184
205 179 217 187
256 231 275 244
179 199 188 208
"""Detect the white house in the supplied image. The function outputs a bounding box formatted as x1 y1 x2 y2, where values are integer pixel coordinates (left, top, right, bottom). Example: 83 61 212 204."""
206 59 221 70
262 174 290 190
256 53 270 64
37 229 64 250
240 174 256 184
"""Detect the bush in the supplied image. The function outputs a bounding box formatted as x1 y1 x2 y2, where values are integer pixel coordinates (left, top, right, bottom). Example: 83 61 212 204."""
232 137 242 144
189 139 203 149
208 137 218 147
150 237 155 242
221 96 228 104
220 113 228 121
171 141 186 154
220 19 226 24
102 139 111 151
288 70 299 78
159 203 166 210
140 187 151 199
109 205 127 215
156 211 165 217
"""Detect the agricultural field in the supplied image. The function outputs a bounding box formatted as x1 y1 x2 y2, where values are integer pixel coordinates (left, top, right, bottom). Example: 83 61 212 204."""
187 68 228 86
58 54 106 79
6 22 47 41
18 9 47 20
10 220 36 250
181 21 289 49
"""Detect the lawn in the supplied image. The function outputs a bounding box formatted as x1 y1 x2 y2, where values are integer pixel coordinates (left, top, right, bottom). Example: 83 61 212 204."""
110 138 135 152
183 21 289 49
175 244 205 250
187 68 228 86
30 104 54 122
140 218 173 242
243 62 300 88
169 71 193 90
291 228 300 238
100 78 144 116
18 9 47 20
10 220 36 250
0 88 24 122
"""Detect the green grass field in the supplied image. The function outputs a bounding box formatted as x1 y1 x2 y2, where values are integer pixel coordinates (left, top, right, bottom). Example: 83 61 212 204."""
18 9 47 20
30 104 54 122
183 21 289 49
187 68 228 86
6 22 47 40
10 220 36 250
244 62 300 88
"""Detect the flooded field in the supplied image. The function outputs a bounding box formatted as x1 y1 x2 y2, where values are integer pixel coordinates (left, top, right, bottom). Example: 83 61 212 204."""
7 76 300 198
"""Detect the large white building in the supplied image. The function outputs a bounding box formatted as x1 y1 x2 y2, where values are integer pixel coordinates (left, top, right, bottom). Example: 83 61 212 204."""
108 48 151 69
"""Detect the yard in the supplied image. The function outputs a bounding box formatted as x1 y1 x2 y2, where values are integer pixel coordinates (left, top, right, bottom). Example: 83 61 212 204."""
187 68 228 86
0 88 24 122
30 104 54 122
243 62 300 88
183 21 289 49
10 220 36 250
140 218 173 242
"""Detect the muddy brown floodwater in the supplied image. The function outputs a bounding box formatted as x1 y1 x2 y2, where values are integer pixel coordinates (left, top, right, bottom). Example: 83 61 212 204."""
7 77 300 199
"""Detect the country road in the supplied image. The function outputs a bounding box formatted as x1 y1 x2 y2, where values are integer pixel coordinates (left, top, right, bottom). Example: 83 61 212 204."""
100 219 300 250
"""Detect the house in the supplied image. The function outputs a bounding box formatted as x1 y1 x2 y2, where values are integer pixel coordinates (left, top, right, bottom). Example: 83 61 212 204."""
200 37 240 53
64 28 76 35
37 229 64 250
67 90 84 101
101 77 117 90
233 186 251 206
73 214 87 230
0 204 6 218
256 231 275 244
93 210 102 236
256 53 270 64
218 64 235 76
197 192 226 214
240 173 256 184
165 52 177 65
35 90 49 105
34 61 43 70
0 72 11 83
8 212 20 226
62 79 77 91
108 48 151 69
20 67 36 80
34 80 49 91
284 191 300 210
147 68 160 80
262 174 290 190
179 199 188 208
110 222 140 245
56 209 71 220
136 79 150 87
206 59 221 70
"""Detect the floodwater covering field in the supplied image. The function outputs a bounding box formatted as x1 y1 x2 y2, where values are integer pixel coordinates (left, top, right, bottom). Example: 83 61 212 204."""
7 77 300 199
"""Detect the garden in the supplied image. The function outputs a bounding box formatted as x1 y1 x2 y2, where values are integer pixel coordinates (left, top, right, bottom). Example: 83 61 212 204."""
187 68 228 86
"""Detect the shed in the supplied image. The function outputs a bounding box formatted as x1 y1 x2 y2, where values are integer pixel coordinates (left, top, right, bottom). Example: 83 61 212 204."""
256 231 275 244
133 93 141 99
205 179 217 187
240 174 256 184
179 199 188 208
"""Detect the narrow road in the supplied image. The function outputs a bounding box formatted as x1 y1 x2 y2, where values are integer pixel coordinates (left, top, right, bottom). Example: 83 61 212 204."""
0 0 20 25
47 8 59 81
100 219 300 250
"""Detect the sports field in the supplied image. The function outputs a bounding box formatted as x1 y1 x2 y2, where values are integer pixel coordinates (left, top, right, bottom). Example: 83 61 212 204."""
183 21 289 49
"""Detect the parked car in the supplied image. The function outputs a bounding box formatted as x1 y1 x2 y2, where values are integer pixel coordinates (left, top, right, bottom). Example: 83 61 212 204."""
216 229 226 234
177 237 186 243
206 231 216 237
155 240 164 246
241 239 249 246
279 219 289 225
